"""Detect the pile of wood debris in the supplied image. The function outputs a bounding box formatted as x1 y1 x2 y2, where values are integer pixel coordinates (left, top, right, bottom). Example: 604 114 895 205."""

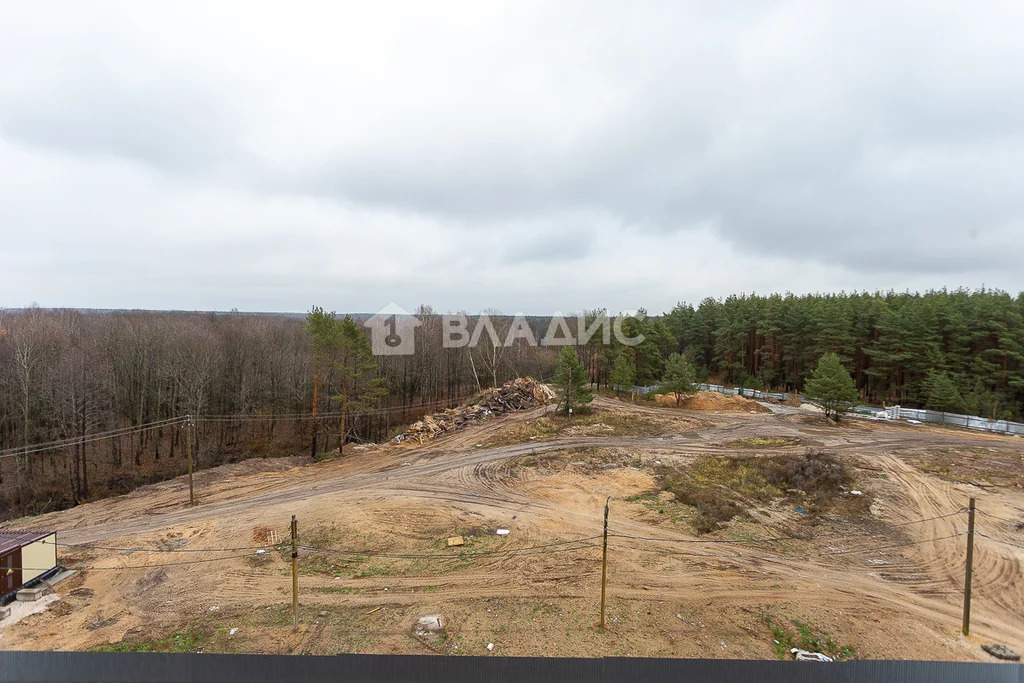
395 377 555 443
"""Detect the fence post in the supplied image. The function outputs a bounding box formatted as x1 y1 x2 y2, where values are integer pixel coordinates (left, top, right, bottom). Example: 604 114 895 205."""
962 498 975 636
291 515 299 632
599 497 609 630
186 415 195 506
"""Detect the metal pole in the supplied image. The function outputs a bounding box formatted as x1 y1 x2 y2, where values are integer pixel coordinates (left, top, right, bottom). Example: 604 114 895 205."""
962 498 975 636
599 497 609 630
186 415 195 506
291 515 299 632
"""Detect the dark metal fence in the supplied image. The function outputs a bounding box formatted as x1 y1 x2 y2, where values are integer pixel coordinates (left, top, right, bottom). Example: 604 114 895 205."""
0 652 1020 683
621 383 1024 436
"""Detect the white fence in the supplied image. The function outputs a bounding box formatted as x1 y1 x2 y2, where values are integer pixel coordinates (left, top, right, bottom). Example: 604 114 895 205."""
621 383 1024 437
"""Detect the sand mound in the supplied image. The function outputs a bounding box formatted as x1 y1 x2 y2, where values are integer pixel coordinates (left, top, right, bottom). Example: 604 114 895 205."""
653 391 770 414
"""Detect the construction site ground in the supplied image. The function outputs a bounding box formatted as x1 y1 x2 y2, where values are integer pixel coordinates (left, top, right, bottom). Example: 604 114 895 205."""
2 395 1022 662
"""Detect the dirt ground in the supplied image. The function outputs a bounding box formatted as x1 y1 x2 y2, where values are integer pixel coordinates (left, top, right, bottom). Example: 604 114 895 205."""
2 397 1023 662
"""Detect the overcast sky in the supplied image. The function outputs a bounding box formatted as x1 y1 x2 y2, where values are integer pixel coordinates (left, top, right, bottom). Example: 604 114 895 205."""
1 1 1022 315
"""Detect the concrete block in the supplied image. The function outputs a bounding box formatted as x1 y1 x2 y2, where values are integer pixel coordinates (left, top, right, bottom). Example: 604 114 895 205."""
0 605 11 621
16 586 49 602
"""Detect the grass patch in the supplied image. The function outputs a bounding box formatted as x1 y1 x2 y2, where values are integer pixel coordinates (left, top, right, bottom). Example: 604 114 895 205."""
728 437 799 448
760 612 856 660
908 447 1024 488
488 411 664 446
313 585 363 595
659 449 865 534
96 625 218 653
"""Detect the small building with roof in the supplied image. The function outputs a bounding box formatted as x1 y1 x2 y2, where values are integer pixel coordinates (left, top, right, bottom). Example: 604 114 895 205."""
1 530 57 599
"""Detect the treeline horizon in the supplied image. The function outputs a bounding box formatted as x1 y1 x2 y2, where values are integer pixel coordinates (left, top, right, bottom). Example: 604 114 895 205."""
1 287 1021 519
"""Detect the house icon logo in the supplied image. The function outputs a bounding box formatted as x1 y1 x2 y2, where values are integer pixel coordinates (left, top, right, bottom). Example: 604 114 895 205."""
364 303 421 356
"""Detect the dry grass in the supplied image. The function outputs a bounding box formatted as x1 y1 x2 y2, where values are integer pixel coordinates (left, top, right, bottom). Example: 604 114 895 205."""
728 437 800 448
658 450 868 534
487 412 664 446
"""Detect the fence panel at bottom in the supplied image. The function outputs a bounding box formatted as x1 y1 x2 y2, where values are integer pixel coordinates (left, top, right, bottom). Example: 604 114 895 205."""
0 652 1019 683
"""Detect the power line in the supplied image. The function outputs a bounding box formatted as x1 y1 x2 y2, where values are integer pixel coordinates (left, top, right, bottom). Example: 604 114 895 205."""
0 395 487 459
608 531 966 561
298 535 605 560
42 539 281 554
9 552 259 573
0 416 187 459
975 532 1024 550
975 509 1023 525
608 508 966 545
197 397 481 423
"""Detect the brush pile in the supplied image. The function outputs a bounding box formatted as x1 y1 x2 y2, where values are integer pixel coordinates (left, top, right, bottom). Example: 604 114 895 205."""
395 377 555 442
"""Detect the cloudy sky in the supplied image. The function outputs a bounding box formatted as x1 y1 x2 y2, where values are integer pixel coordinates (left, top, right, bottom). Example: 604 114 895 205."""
1 1 1022 315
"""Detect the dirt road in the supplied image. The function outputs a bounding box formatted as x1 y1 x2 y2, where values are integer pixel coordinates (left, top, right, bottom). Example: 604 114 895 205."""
2 398 1022 660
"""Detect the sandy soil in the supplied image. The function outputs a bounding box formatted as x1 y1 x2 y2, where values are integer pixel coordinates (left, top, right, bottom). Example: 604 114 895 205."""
1 398 1022 661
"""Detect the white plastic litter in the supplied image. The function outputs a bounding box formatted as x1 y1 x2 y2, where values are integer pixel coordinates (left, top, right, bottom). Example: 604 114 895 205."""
791 648 833 662
849 490 863 496
496 529 510 536
487 643 494 651
229 628 239 636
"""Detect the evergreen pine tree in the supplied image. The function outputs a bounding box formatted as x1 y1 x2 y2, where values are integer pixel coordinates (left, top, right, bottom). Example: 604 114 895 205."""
554 346 593 414
661 353 696 405
804 352 860 420
609 352 635 398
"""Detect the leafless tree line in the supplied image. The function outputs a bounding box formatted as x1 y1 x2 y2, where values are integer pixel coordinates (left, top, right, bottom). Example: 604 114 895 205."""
0 307 561 519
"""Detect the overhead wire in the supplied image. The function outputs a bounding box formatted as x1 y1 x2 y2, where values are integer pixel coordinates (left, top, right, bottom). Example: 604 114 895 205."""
975 509 1023 525
975 532 1024 551
608 531 967 561
41 539 282 554
607 508 967 544
297 535 606 560
0 416 187 459
0 395 477 459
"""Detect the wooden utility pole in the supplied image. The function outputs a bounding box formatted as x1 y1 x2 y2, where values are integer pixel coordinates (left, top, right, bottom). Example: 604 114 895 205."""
186 415 195 506
962 497 976 636
291 515 299 632
599 497 610 630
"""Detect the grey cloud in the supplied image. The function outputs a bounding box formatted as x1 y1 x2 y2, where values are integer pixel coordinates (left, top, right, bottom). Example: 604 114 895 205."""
1 1 1023 312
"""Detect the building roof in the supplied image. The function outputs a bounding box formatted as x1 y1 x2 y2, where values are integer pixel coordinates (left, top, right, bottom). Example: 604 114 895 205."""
0 530 55 556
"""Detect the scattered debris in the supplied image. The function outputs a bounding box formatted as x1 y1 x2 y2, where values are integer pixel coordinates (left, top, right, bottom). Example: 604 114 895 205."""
849 490 863 496
16 586 50 602
413 614 445 646
795 509 806 515
496 529 510 536
229 628 239 636
254 549 267 555
0 594 60 628
487 642 494 651
447 536 465 547
86 613 118 630
208 606 220 612
867 559 888 566
367 606 383 614
318 611 329 617
791 648 834 662
982 644 1020 661
676 614 704 629
395 378 555 443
